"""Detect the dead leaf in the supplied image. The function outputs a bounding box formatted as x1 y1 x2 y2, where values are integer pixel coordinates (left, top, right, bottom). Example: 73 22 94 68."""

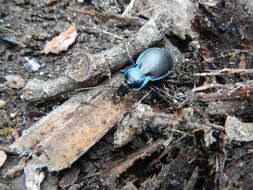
41 25 77 54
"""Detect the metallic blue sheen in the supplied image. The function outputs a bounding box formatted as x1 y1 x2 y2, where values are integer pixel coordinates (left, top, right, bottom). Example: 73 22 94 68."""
123 47 174 90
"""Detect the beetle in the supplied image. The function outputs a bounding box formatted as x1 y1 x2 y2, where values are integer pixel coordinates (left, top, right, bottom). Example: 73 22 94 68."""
117 47 175 96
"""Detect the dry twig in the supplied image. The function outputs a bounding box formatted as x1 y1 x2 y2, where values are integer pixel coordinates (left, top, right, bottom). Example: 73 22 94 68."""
191 81 253 101
67 8 142 25
195 68 253 77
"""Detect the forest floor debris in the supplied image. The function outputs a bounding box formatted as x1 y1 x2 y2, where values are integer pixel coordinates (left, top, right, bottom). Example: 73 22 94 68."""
1 0 253 189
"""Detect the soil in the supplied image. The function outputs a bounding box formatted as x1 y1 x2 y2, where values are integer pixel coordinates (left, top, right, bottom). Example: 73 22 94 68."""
0 0 253 190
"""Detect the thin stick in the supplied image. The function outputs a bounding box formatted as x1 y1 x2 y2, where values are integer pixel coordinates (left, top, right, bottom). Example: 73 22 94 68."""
195 68 253 77
122 0 136 16
68 8 142 24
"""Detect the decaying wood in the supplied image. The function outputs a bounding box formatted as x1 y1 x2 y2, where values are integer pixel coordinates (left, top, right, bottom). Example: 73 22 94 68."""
114 104 153 148
190 81 253 101
11 75 128 172
22 0 194 103
101 140 163 185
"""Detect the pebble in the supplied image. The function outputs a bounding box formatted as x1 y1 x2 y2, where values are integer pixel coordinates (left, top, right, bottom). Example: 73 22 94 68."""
0 150 7 168
23 57 41 72
10 112 17 118
0 100 6 108
5 75 26 89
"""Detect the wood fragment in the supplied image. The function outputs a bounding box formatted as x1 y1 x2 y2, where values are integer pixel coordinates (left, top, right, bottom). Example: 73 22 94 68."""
122 0 136 16
11 75 128 172
114 104 152 148
190 81 253 101
101 140 163 185
225 115 253 142
195 68 253 77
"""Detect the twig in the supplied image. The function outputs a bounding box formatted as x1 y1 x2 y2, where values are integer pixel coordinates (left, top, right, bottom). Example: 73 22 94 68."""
195 68 253 77
67 8 143 25
136 6 157 17
191 81 253 101
122 0 136 16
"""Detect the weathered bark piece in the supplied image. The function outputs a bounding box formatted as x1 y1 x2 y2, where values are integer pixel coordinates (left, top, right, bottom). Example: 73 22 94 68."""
21 76 77 102
225 116 253 142
11 75 127 172
114 104 152 148
22 0 195 103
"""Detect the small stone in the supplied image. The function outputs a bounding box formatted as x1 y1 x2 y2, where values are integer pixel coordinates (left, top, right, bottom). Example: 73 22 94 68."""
23 57 41 72
0 100 6 108
5 75 26 89
10 112 17 118
0 150 7 168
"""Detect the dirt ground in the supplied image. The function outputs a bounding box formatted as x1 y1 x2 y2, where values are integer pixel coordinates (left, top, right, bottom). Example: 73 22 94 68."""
1 0 253 190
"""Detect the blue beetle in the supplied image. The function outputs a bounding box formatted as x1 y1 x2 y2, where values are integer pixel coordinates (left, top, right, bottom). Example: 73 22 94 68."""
117 47 175 95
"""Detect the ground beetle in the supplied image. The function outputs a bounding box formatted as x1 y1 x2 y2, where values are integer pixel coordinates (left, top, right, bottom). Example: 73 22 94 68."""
117 47 175 96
